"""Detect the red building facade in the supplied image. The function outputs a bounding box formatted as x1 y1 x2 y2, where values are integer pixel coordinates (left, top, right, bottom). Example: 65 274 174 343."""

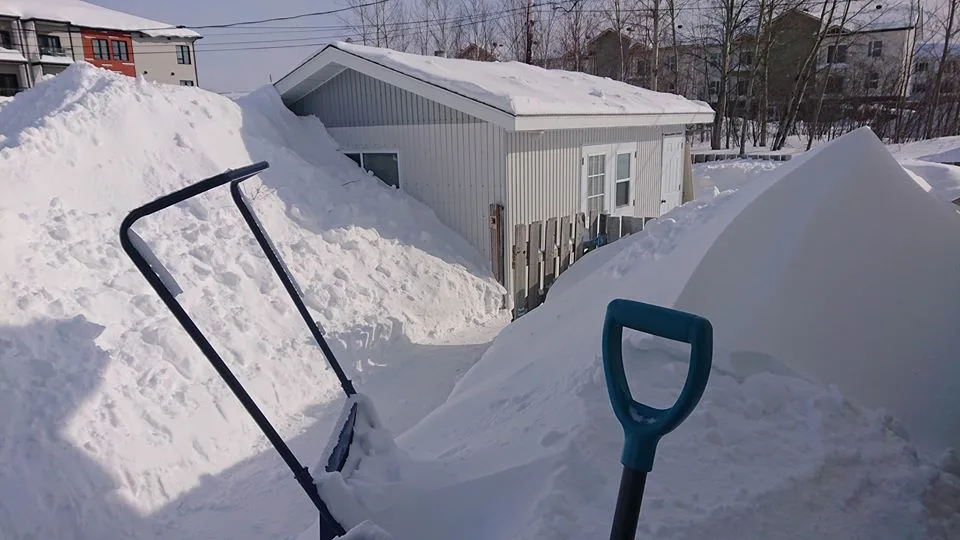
80 29 135 77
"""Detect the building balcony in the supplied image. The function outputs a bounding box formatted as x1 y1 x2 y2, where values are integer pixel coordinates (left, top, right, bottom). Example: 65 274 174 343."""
39 46 68 57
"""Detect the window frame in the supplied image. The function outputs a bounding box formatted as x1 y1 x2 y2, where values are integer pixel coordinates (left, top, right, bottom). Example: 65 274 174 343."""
0 30 12 49
341 149 402 189
614 151 632 208
865 71 879 90
584 153 606 214
868 40 883 58
826 44 848 64
176 45 192 65
38 34 64 56
91 38 109 60
180 80 195 86
111 40 129 61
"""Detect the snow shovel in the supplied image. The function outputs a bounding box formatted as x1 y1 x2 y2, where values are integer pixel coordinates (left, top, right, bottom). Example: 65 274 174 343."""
602 299 713 540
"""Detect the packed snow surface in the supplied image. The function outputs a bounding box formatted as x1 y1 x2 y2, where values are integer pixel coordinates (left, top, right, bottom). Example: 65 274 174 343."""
0 63 505 539
322 42 714 117
320 129 960 540
0 0 200 38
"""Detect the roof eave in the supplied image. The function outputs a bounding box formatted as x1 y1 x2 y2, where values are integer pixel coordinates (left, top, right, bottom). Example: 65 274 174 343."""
512 111 715 131
275 44 518 130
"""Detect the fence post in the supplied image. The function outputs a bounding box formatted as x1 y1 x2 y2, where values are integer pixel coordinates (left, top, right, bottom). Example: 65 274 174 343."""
606 215 621 242
527 220 543 311
543 217 558 292
574 213 585 262
489 203 504 286
513 224 527 319
559 215 571 274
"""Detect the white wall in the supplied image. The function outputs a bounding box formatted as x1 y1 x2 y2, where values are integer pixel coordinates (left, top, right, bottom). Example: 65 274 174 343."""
132 36 198 85
326 123 508 264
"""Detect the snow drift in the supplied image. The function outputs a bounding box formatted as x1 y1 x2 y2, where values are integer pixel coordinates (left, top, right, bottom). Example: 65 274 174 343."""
330 128 959 539
0 63 504 540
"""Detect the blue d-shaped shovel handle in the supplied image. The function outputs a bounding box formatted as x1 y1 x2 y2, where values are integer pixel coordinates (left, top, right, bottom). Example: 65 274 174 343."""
602 299 713 472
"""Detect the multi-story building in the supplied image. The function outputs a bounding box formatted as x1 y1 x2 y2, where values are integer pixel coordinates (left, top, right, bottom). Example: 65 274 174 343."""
0 0 200 97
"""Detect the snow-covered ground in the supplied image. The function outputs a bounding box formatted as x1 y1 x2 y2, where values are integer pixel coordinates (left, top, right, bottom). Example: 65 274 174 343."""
1 63 958 540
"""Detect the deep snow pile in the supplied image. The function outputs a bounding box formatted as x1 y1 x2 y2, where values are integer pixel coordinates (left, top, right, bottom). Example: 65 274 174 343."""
325 129 960 539
0 63 504 540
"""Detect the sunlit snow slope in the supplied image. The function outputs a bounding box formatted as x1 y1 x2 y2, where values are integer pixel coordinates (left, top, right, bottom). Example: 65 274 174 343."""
0 63 504 540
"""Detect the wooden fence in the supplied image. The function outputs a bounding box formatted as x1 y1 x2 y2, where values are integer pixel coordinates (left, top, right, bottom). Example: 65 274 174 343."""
511 212 655 319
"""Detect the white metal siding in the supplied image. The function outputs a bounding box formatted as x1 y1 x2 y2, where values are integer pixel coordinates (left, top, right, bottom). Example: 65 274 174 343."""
502 125 677 309
504 125 667 227
326 124 507 261
290 69 479 126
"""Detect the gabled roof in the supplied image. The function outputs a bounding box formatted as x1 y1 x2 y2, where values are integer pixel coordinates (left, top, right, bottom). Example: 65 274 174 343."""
275 42 714 132
0 0 200 39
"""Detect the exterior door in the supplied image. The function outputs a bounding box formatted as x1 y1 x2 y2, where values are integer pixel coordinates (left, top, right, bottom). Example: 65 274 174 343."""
582 143 638 217
660 133 685 215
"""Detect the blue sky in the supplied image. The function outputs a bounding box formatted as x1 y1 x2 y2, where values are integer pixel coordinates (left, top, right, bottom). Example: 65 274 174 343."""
95 0 351 93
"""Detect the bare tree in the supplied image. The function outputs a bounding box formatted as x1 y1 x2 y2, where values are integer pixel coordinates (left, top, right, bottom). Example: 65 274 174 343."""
926 0 960 137
708 0 752 149
460 0 500 57
345 0 407 48
558 1 598 71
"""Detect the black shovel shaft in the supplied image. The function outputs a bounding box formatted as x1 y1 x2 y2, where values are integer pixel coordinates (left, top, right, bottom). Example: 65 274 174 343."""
609 467 648 540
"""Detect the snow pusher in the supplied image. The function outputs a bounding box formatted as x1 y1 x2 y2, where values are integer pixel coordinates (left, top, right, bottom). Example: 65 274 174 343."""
120 163 713 540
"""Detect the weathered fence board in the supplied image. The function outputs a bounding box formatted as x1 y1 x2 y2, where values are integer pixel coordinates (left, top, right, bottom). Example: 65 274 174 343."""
559 215 571 274
513 224 527 318
543 218 558 291
527 221 542 310
512 211 656 320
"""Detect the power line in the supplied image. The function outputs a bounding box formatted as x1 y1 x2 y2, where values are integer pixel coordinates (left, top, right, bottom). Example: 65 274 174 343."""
134 0 392 31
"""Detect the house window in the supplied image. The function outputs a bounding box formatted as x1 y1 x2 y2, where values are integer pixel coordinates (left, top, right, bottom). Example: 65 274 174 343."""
0 73 19 97
866 71 879 90
586 154 606 215
943 80 955 94
709 52 721 66
825 75 844 93
739 50 753 66
176 45 191 65
709 79 720 94
111 40 129 61
344 151 401 188
0 30 11 49
636 59 648 75
180 80 195 86
38 34 64 56
826 44 847 64
615 152 631 207
913 81 927 93
664 55 677 70
736 78 749 95
868 40 883 58
91 39 109 60
915 61 928 73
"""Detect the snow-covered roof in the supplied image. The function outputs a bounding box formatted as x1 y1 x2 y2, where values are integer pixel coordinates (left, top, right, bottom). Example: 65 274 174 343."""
0 0 200 39
275 42 714 132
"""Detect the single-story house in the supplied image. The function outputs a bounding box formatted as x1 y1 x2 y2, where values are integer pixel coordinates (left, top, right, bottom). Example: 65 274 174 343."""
274 42 714 305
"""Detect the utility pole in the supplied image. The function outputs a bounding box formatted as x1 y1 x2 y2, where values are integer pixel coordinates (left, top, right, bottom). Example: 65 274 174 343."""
525 0 534 64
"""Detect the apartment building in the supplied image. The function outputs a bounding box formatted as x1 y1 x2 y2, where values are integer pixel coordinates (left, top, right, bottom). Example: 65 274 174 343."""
0 0 200 97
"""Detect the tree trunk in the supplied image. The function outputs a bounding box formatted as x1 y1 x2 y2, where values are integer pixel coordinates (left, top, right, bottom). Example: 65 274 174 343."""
739 0 768 157
925 0 958 138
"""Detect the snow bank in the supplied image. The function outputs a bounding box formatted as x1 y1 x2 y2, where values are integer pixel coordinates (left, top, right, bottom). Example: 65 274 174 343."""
332 42 714 117
0 0 200 38
335 128 959 539
0 63 503 539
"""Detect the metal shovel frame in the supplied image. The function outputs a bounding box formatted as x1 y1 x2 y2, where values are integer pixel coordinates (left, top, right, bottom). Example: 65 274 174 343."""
119 162 355 539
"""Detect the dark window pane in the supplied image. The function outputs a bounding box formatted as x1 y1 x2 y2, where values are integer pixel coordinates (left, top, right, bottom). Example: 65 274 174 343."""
616 181 630 207
363 152 400 188
177 45 191 65
112 40 128 61
344 153 361 166
0 31 11 49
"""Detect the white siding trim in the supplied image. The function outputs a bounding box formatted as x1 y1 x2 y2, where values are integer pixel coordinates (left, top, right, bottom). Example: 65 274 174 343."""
513 112 715 131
